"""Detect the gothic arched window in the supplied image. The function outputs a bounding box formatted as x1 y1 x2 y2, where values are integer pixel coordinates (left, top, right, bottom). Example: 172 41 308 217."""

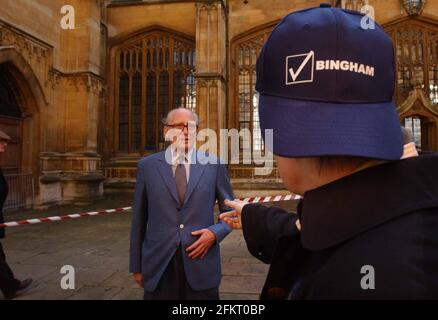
385 20 438 105
232 27 273 153
115 31 196 153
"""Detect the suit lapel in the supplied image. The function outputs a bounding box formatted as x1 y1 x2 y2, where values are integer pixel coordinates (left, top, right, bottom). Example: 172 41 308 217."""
156 149 207 207
156 151 180 205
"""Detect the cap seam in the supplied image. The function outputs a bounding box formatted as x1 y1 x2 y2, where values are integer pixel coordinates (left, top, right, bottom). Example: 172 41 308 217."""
330 7 340 102
258 92 393 104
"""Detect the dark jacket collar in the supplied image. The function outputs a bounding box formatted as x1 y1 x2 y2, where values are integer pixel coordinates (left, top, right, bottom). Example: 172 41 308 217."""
299 154 438 251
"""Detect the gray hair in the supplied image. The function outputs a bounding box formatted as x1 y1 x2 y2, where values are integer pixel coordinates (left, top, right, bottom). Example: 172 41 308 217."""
162 107 199 126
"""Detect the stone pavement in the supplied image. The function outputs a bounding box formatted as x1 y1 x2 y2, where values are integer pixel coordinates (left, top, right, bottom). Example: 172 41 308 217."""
0 193 296 300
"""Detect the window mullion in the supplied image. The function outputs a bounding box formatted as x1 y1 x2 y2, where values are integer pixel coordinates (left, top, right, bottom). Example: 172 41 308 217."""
141 41 146 154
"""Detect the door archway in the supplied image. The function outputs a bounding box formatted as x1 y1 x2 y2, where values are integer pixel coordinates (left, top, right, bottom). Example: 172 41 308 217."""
398 87 438 152
0 47 44 181
0 63 24 173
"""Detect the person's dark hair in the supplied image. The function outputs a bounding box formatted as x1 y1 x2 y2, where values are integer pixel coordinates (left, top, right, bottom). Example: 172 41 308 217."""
317 156 382 176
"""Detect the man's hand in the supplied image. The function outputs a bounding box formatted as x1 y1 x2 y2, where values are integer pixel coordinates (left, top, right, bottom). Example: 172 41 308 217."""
134 273 144 288
218 199 247 230
186 229 216 259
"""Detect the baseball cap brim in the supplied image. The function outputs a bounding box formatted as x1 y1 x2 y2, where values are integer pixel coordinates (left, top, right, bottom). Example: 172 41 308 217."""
259 94 403 160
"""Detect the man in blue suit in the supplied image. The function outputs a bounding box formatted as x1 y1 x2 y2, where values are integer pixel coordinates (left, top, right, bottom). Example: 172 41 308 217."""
129 107 233 300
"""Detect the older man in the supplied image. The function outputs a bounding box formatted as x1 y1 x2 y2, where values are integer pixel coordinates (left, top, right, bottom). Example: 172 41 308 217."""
129 108 233 300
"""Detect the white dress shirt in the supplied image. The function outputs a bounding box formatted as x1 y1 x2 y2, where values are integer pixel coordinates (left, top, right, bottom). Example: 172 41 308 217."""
170 147 194 183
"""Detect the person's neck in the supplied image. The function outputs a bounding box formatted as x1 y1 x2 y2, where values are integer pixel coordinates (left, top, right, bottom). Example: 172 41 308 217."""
302 159 386 194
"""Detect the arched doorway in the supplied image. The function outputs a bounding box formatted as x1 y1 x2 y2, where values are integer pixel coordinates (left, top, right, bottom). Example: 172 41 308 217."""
398 87 438 152
0 47 45 208
403 115 436 152
0 63 23 173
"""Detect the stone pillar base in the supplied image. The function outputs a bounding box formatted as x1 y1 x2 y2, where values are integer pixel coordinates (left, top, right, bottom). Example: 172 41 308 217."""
103 156 138 195
38 152 105 206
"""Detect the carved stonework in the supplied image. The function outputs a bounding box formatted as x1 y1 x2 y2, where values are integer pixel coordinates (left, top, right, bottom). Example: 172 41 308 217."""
0 22 51 68
384 18 438 107
105 167 137 180
397 86 438 117
46 69 61 90
197 78 209 88
0 20 53 99
40 152 103 173
196 76 223 88
196 1 220 12
339 0 368 11
62 72 104 94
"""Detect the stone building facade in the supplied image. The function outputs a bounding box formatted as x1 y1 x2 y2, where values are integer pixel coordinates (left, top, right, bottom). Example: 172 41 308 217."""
0 0 437 206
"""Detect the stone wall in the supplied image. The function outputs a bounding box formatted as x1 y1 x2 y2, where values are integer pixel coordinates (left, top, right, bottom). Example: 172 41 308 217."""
0 0 107 206
2 0 438 204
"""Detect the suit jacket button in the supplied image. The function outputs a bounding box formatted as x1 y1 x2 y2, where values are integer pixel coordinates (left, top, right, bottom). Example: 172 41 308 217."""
179 224 184 229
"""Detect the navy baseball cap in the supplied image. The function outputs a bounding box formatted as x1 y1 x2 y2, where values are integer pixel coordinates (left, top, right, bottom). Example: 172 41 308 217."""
256 4 403 160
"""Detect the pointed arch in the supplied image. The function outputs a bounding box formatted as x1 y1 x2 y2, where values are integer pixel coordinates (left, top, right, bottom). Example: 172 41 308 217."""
108 26 196 155
229 21 279 153
0 46 48 111
0 46 42 176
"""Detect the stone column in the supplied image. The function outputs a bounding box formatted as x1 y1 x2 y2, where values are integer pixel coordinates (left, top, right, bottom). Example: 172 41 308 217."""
195 0 227 152
39 0 106 205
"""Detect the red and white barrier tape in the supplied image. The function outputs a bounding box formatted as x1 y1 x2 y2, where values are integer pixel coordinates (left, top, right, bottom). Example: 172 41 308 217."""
0 193 301 229
240 194 301 204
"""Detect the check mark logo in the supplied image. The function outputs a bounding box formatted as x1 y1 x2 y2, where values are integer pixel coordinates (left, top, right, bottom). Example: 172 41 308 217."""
288 51 314 82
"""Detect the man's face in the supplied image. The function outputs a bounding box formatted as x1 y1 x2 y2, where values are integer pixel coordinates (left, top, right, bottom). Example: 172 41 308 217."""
163 109 196 152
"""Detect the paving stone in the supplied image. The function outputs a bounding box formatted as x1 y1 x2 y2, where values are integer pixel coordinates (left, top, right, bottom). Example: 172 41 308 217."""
229 257 265 264
220 276 266 295
101 270 139 289
221 262 269 277
219 293 260 300
1 195 296 300
9 282 80 300
7 263 59 281
67 286 122 300
111 288 144 300
38 267 117 286
2 249 40 263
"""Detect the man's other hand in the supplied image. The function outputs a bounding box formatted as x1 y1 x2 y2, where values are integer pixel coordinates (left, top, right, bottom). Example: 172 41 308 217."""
186 229 216 259
218 199 246 230
134 273 144 288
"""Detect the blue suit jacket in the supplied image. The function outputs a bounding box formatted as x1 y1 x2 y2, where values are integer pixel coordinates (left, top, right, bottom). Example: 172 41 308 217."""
129 149 233 291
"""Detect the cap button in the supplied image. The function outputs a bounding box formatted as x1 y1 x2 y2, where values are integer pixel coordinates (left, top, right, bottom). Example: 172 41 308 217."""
320 3 332 7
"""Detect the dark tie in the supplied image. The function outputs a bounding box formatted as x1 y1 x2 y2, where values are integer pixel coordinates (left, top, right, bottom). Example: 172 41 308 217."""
175 158 187 205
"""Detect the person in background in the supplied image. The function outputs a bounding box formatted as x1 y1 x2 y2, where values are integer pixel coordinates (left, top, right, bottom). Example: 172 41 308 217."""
0 130 33 300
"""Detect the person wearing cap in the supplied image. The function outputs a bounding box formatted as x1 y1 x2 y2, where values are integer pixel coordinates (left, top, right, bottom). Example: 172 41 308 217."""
220 4 438 299
0 130 33 300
